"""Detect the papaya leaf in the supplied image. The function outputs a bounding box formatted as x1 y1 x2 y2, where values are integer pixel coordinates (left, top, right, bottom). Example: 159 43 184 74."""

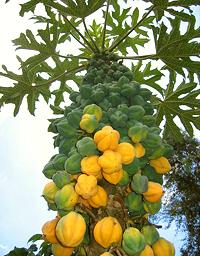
60 0 107 18
151 0 200 21
106 3 154 54
12 23 59 70
20 0 107 18
154 78 200 141
4 247 28 256
132 61 164 95
152 16 200 80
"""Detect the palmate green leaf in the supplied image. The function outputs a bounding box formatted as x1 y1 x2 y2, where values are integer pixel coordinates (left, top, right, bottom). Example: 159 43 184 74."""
132 61 164 95
152 16 200 80
154 77 200 141
151 0 200 21
0 56 85 115
20 0 106 18
106 3 153 54
12 23 59 70
60 0 107 18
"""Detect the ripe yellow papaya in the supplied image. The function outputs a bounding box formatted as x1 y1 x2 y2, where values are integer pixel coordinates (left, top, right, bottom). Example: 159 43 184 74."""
98 150 122 174
143 182 164 203
139 245 154 256
51 243 74 256
94 216 122 248
88 186 108 208
94 126 120 151
149 157 171 174
102 169 123 185
42 217 59 243
115 142 135 164
56 211 86 247
75 174 98 199
81 155 102 178
152 237 175 256
135 143 146 158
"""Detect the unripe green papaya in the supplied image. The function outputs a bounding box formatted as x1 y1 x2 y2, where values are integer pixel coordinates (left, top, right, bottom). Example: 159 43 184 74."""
42 162 57 179
83 104 102 121
67 109 82 128
122 227 146 256
125 192 143 213
142 115 156 127
131 173 148 194
52 154 68 171
119 170 130 186
55 184 78 211
65 152 82 174
80 84 92 99
130 95 145 106
123 158 140 176
128 105 145 121
140 88 152 101
59 137 77 155
52 171 71 189
141 225 160 245
76 137 98 156
56 119 77 137
143 200 162 215
128 124 148 143
141 166 163 185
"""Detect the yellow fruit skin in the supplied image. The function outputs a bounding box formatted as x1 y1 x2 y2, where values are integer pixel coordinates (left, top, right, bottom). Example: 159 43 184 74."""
43 182 59 204
94 126 120 152
88 185 108 208
152 238 175 256
98 150 122 174
139 245 154 256
42 218 59 244
115 142 135 164
102 169 123 185
143 182 164 203
51 243 74 256
150 157 171 174
135 143 146 158
100 253 114 256
75 174 98 199
94 216 122 248
56 211 86 247
81 155 102 178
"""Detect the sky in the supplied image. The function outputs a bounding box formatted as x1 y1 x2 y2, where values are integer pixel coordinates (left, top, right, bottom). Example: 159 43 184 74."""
0 1 199 255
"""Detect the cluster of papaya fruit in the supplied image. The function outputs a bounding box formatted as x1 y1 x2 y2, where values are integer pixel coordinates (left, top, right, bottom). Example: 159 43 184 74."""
41 54 175 256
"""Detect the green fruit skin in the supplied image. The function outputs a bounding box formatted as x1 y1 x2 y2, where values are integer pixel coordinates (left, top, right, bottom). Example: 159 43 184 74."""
59 137 77 155
55 184 77 211
76 137 98 156
128 105 145 121
141 225 160 246
128 125 148 143
143 200 162 215
52 171 71 189
122 227 146 256
125 192 143 213
42 162 57 179
141 165 163 185
56 119 76 137
64 152 82 174
67 109 82 128
123 158 140 176
119 170 130 186
131 174 148 194
52 154 68 171
110 110 128 128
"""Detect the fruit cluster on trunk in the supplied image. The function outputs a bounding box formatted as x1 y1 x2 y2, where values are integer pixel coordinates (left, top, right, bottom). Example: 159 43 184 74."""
42 53 175 256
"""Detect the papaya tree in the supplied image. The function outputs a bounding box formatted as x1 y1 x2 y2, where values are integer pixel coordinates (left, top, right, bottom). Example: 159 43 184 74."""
1 0 200 256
